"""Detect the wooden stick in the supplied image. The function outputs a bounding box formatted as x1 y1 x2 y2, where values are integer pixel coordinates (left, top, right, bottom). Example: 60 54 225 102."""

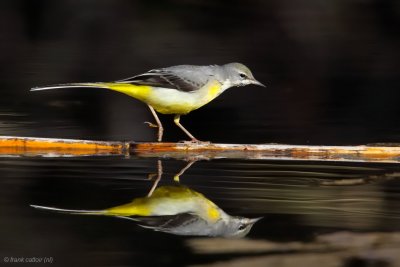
0 136 127 157
131 142 400 163
0 136 399 163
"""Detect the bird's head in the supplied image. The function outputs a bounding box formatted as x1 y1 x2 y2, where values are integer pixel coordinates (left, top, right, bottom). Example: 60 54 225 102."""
223 63 265 88
221 216 263 238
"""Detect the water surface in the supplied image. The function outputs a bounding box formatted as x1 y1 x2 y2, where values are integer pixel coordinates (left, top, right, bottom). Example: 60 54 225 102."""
2 150 400 266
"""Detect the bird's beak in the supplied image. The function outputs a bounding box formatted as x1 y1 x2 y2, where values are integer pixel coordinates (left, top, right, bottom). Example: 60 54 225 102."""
248 217 263 224
251 79 266 87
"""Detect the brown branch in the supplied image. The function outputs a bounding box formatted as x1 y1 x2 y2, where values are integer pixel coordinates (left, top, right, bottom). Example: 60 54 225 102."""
0 136 400 163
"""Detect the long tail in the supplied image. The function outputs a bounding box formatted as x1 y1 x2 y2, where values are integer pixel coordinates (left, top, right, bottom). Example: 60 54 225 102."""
31 82 149 102
30 204 105 215
30 204 141 223
31 83 109 91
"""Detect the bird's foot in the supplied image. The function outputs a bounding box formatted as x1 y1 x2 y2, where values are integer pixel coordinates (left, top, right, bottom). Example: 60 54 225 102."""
144 121 163 142
147 173 157 180
144 121 158 128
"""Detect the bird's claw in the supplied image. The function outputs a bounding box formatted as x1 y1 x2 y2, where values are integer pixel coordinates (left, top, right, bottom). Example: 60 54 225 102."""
147 173 157 180
144 121 158 128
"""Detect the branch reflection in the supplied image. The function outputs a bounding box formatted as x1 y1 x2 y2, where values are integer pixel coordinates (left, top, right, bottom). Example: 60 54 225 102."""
31 160 261 238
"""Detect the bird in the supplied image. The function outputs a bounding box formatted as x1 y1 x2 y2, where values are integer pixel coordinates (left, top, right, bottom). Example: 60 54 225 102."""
31 63 265 142
30 185 262 238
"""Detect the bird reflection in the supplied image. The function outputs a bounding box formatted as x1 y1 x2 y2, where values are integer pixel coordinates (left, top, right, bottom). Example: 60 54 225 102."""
31 161 261 238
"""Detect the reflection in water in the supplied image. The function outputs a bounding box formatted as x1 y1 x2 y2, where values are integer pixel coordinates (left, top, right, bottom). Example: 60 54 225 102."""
31 161 261 238
1 154 400 266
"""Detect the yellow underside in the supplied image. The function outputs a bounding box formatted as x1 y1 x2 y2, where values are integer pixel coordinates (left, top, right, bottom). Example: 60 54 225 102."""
93 81 224 115
103 186 221 222
100 83 152 102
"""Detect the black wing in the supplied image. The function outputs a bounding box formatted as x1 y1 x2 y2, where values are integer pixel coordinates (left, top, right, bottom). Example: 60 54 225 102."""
135 213 200 229
118 69 201 92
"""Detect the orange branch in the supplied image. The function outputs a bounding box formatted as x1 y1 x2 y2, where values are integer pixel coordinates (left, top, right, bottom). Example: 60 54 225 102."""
0 136 399 163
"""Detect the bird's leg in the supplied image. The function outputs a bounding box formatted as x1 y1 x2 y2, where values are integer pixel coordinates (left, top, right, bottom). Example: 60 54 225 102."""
145 105 163 142
174 160 197 182
173 115 199 142
147 160 163 197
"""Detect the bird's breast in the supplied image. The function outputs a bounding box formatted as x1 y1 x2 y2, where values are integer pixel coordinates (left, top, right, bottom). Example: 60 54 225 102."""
147 80 225 115
205 80 224 100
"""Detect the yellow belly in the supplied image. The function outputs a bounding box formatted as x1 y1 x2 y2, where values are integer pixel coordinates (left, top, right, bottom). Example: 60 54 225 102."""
104 186 221 221
102 80 224 115
150 102 197 115
146 80 224 115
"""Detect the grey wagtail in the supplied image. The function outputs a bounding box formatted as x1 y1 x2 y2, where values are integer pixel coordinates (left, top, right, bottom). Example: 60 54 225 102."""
31 185 261 238
31 63 265 142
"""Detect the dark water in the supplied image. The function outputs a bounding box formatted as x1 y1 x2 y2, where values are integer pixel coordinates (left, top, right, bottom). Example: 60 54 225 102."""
1 108 400 266
2 1 400 266
1 133 400 266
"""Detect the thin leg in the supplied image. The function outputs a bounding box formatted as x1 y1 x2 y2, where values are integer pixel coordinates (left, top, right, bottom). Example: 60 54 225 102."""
174 115 198 141
147 160 163 197
145 105 163 142
174 160 196 182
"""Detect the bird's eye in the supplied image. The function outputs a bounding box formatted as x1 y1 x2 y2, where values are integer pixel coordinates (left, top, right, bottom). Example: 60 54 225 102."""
238 224 246 231
239 73 247 79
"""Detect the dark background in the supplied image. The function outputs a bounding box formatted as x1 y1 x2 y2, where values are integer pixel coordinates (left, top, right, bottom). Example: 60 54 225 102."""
1 0 399 144
1 2 400 266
